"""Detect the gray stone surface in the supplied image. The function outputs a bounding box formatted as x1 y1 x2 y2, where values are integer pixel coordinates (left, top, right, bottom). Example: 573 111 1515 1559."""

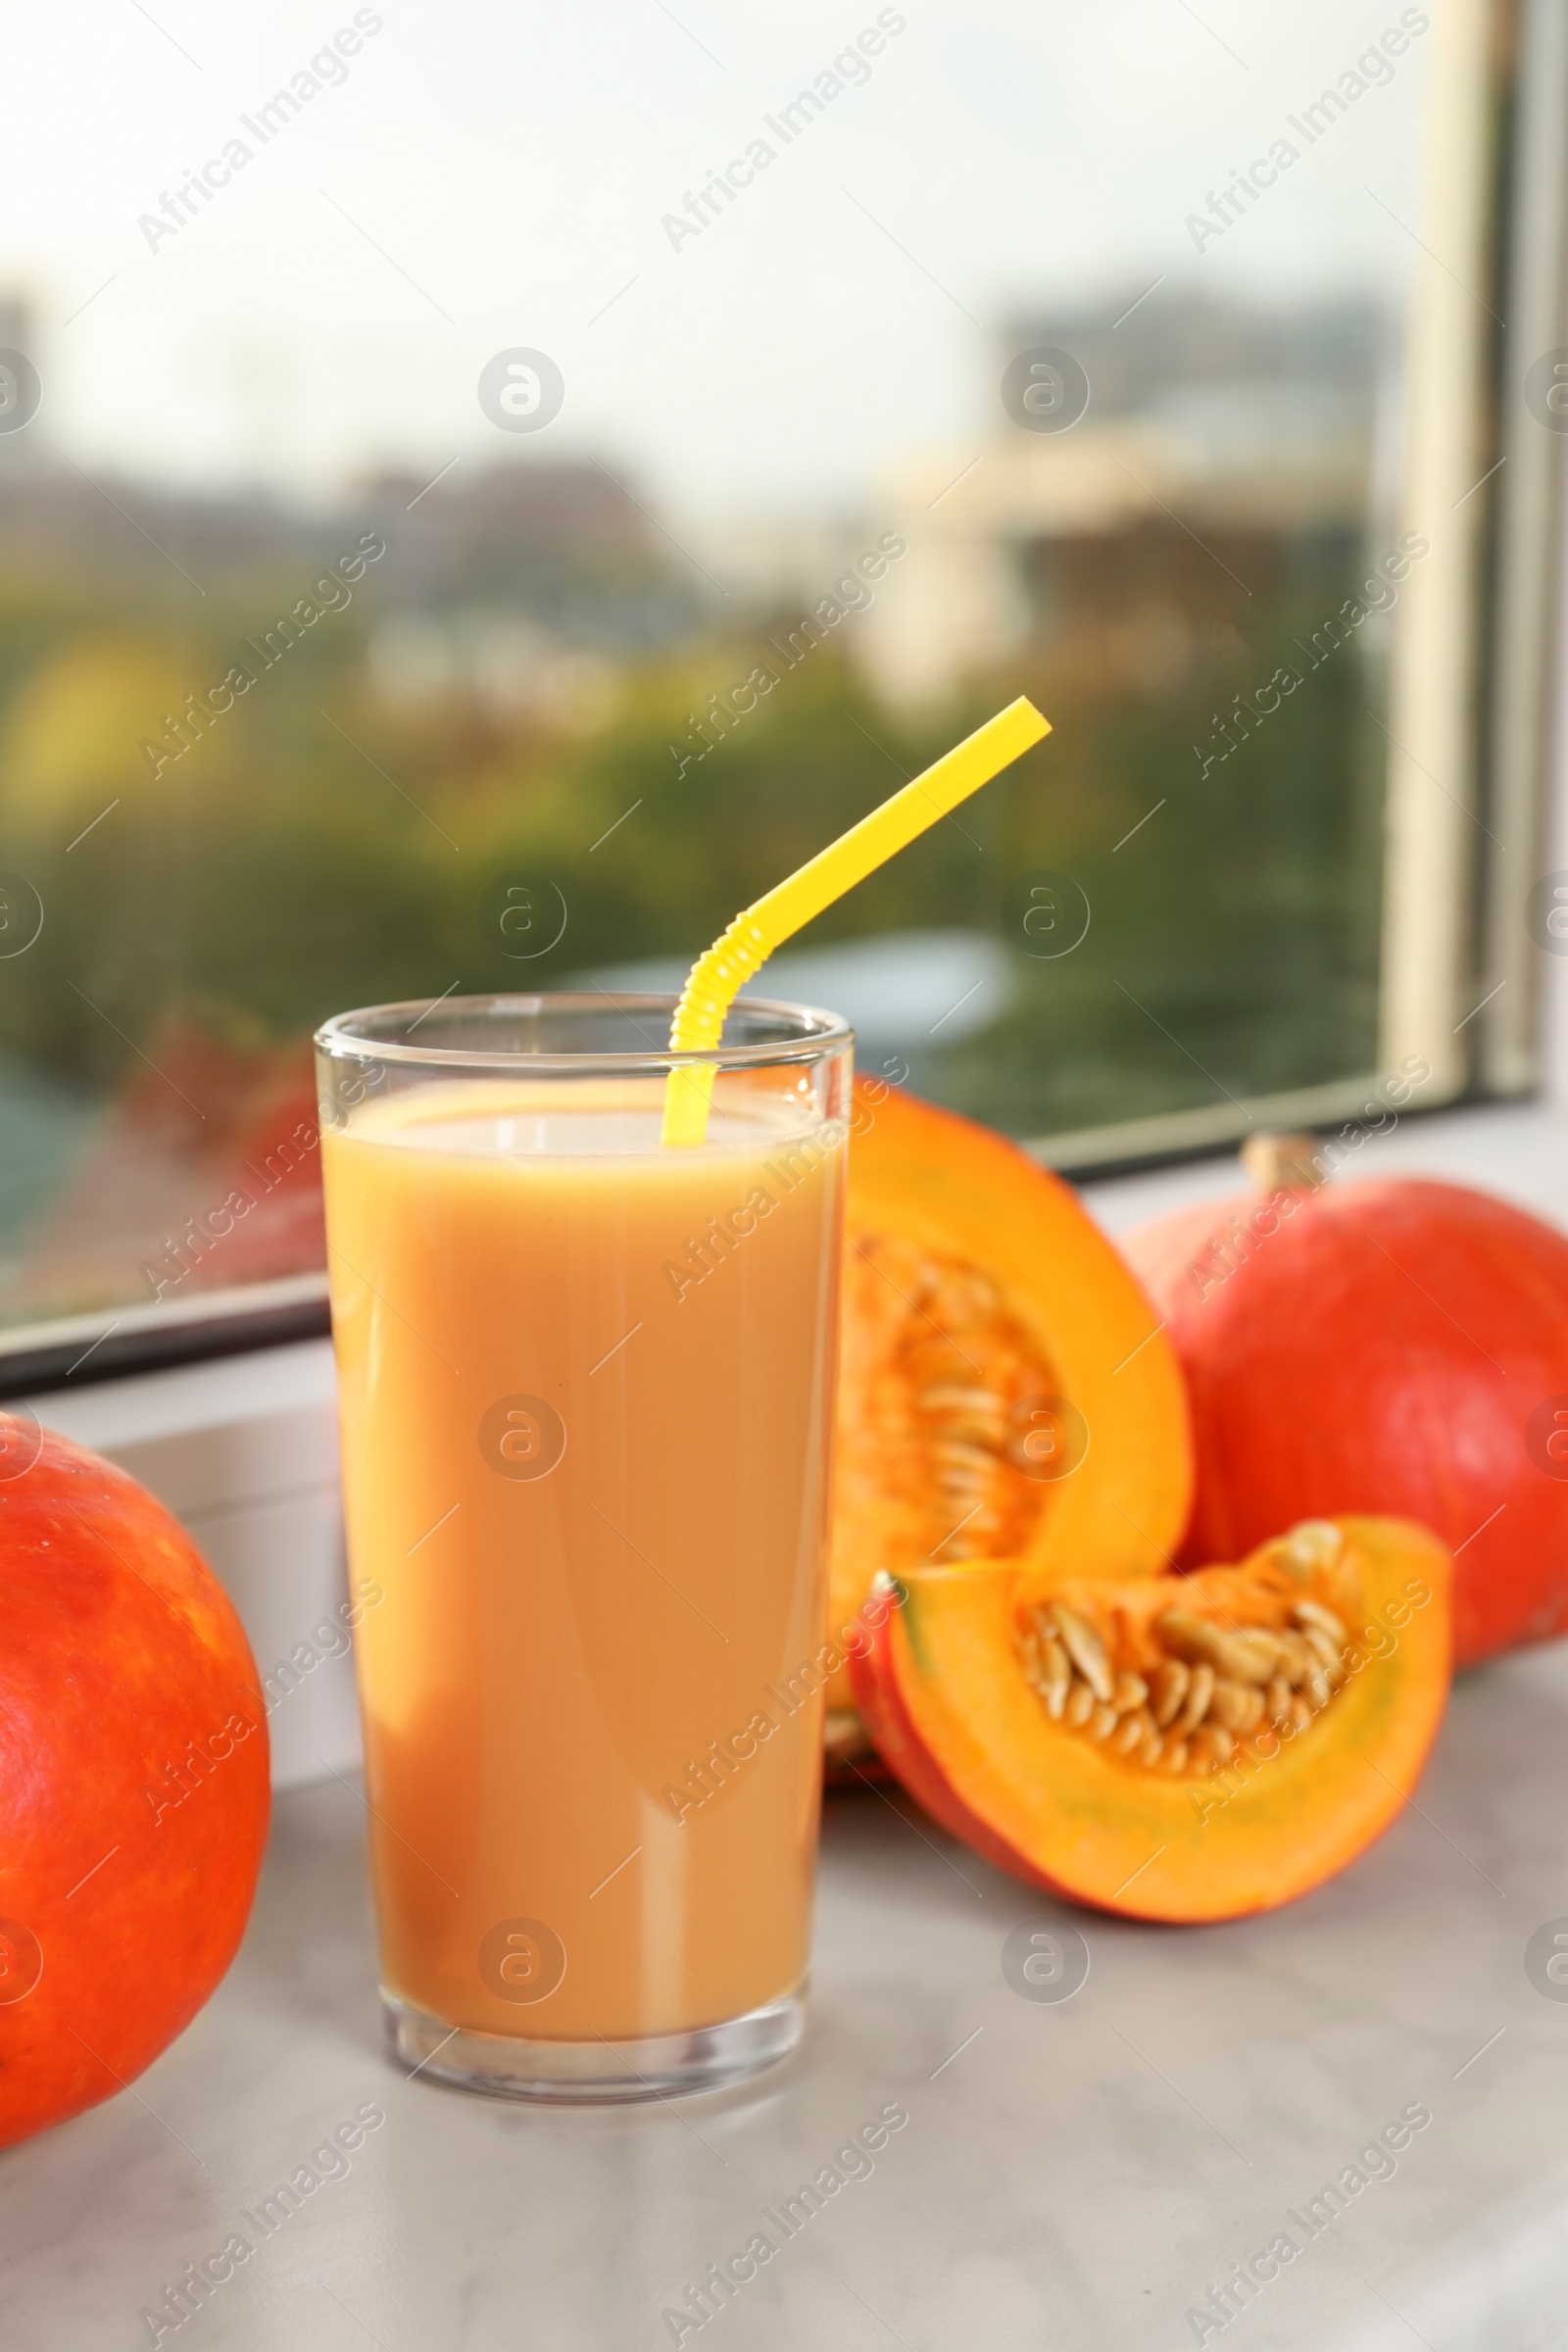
5 1642 1568 2350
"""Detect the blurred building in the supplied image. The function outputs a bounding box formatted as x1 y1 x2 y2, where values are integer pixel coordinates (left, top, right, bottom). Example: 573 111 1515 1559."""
0 325 701 725
0 282 1389 721
854 294 1385 706
349 460 700 721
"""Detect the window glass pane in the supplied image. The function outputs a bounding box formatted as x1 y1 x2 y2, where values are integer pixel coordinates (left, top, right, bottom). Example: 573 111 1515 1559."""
0 1 1450 1338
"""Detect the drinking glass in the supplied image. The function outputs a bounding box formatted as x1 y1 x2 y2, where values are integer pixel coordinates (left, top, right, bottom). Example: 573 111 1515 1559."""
315 993 852 2101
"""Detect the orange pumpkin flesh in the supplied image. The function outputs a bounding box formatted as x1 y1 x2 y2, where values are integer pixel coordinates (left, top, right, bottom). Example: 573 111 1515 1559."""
849 1515 1451 1921
828 1081 1191 1734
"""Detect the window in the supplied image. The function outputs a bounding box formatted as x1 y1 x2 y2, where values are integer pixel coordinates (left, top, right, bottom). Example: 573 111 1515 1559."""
0 0 1556 1389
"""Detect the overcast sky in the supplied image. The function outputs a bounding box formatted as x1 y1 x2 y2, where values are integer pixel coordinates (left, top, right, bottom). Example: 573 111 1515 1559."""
6 0 1433 516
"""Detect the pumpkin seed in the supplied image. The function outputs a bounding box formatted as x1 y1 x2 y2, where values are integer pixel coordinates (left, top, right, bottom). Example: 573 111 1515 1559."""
1111 1671 1150 1715
1150 1657 1190 1730
1299 1623 1343 1674
1279 1519 1345 1576
1175 1661 1216 1737
1207 1678 1264 1736
1293 1597 1348 1647
1040 1638 1072 1720
919 1385 1004 1415
1088 1701 1120 1742
1153 1608 1228 1671
1112 1711 1147 1756
1064 1682 1097 1729
1276 1632 1317 1689
1190 1724 1236 1770
1155 1609 1280 1687
933 1439 998 1472
1054 1605 1114 1703
1224 1629 1287 1685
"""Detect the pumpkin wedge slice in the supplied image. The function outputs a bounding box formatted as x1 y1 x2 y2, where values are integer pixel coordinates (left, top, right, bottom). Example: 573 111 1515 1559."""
849 1515 1451 1921
828 1079 1191 1738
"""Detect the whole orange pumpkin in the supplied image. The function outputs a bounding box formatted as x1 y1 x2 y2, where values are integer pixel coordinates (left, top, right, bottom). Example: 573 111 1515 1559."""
0 1417 269 2147
1120 1138 1568 1668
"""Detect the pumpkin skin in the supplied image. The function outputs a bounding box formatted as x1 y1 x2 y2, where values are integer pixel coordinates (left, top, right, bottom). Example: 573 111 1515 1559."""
849 1517 1451 1922
827 1080 1191 1727
1121 1170 1568 1668
0 1420 270 2148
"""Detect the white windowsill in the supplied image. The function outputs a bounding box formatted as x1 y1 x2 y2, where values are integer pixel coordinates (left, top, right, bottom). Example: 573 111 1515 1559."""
1079 1093 1568 1236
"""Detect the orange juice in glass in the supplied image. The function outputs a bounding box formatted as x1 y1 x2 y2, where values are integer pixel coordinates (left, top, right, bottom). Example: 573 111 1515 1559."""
315 994 851 2100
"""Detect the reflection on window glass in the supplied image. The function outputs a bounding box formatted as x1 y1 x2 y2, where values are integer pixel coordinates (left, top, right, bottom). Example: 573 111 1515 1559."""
0 1 1443 1335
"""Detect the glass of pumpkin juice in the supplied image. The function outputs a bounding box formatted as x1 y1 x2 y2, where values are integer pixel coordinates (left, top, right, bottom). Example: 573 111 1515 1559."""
315 994 851 2101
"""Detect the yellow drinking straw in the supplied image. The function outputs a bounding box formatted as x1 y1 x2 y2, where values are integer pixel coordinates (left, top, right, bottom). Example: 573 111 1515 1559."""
661 695 1052 1146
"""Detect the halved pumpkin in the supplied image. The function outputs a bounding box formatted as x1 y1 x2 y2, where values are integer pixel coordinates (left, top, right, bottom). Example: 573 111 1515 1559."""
849 1515 1451 1920
828 1080 1191 1740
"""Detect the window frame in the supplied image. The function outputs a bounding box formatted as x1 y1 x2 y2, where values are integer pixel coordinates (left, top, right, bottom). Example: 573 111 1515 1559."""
1035 0 1567 1175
